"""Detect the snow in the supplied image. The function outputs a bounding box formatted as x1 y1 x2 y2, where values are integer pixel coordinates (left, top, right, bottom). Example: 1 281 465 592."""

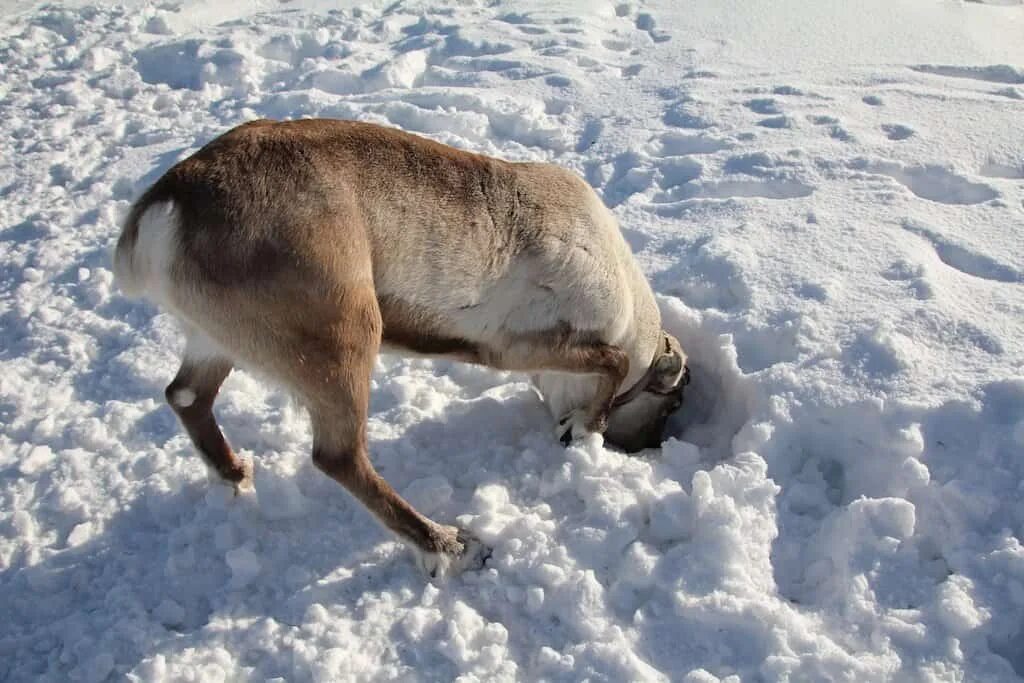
1 0 1023 680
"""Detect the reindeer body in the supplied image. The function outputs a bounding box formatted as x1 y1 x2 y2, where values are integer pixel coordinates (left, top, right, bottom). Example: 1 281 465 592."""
114 119 686 577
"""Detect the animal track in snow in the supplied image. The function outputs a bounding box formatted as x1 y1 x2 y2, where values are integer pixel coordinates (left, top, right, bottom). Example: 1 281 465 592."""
980 162 1024 179
808 115 838 125
655 157 703 187
991 86 1022 99
902 220 1024 283
614 3 670 43
853 160 998 205
575 118 603 152
757 115 792 129
654 131 733 155
437 56 548 80
882 260 934 300
649 157 703 202
601 151 654 206
712 152 816 198
723 151 802 176
494 14 549 36
827 126 853 142
693 179 813 200
654 237 753 311
911 64 1024 84
647 151 815 203
808 115 853 142
651 180 814 204
133 40 214 90
601 38 631 53
663 98 715 129
745 98 781 115
881 124 914 141
634 12 670 42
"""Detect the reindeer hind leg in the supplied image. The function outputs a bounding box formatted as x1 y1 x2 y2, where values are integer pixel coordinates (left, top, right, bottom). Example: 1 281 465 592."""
166 338 251 490
288 284 490 578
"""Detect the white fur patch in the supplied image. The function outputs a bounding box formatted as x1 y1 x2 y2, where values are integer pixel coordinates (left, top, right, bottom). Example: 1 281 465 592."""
171 388 196 408
416 548 455 580
116 200 179 303
556 407 591 442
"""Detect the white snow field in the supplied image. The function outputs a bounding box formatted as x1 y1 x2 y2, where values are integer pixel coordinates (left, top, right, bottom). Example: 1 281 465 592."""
1 0 1023 680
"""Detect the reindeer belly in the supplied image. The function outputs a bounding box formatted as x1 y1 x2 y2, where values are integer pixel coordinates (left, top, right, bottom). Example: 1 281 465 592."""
377 293 484 362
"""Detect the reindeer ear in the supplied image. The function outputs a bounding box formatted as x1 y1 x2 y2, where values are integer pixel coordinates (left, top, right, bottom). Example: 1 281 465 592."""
651 333 686 389
654 349 683 377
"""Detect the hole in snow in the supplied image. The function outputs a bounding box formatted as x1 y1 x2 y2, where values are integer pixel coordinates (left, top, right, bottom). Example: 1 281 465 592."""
657 297 753 459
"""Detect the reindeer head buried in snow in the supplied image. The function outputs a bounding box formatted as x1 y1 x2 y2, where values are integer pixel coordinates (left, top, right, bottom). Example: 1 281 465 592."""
113 118 691 580
604 331 690 452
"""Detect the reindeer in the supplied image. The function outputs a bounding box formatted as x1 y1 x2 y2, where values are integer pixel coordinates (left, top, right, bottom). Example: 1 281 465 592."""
113 119 690 578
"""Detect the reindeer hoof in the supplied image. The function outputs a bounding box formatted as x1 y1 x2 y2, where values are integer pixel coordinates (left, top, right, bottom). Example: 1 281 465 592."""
232 457 254 495
416 526 491 580
557 409 591 445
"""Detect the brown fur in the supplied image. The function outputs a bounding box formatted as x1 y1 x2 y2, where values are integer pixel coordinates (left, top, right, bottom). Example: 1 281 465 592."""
116 118 674 574
165 356 246 483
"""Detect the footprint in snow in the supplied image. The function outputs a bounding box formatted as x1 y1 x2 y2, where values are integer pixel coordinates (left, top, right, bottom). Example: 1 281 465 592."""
695 152 816 200
979 162 1024 179
991 86 1022 99
663 100 715 129
852 160 998 205
575 118 603 152
911 63 1024 85
634 12 671 42
601 38 631 52
881 259 935 300
757 115 792 129
881 123 914 141
902 220 1024 284
691 179 814 200
654 130 733 155
807 114 853 141
745 98 781 115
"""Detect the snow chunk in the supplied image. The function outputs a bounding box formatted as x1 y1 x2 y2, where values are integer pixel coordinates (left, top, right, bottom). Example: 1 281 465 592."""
648 488 694 543
403 475 454 516
363 50 428 91
225 547 261 589
66 522 93 547
20 445 54 475
145 15 173 35
858 497 916 541
255 472 308 521
618 541 660 588
11 511 35 538
936 576 988 636
438 601 514 677
525 586 544 612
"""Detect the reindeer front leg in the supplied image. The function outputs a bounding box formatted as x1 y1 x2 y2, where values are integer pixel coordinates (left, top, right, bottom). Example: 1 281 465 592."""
485 336 630 443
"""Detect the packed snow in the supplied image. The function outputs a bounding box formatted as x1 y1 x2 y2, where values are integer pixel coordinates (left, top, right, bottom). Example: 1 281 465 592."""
1 0 1023 680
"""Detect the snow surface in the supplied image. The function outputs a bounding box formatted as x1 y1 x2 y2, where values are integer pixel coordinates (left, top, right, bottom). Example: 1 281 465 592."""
1 1 1023 681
